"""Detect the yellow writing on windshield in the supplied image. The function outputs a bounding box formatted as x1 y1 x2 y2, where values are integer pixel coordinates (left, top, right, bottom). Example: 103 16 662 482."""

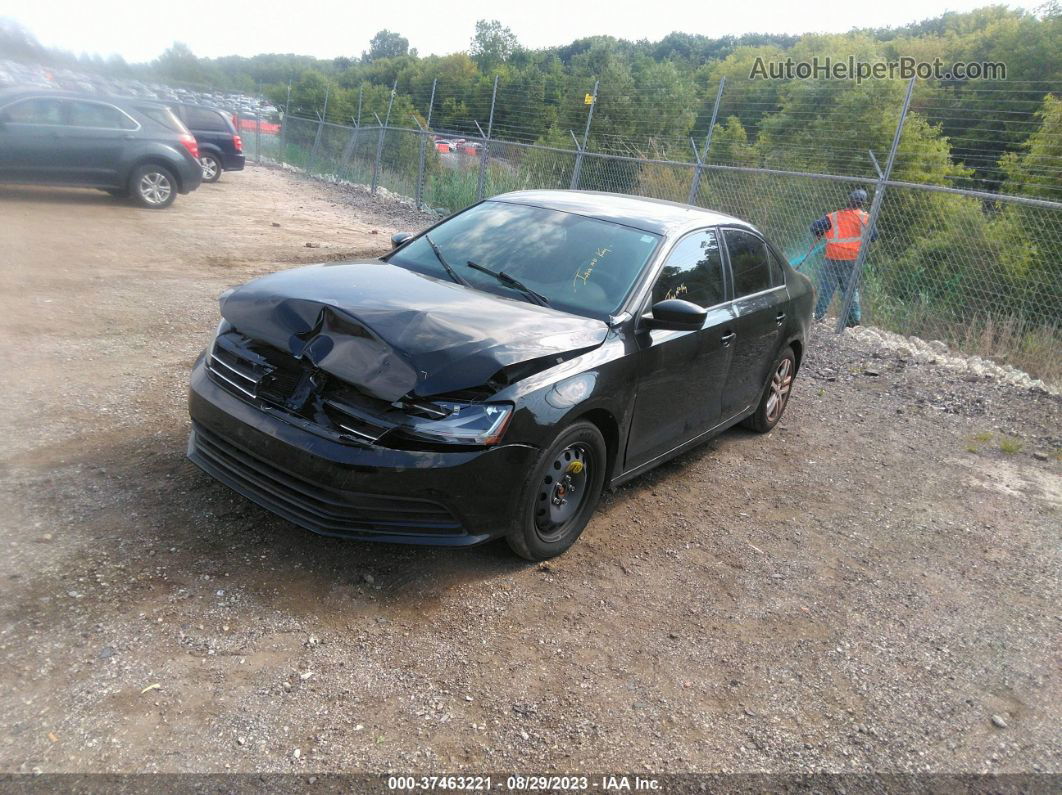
573 247 611 289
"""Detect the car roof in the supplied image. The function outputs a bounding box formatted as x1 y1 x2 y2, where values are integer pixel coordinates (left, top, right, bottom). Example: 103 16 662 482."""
490 189 756 236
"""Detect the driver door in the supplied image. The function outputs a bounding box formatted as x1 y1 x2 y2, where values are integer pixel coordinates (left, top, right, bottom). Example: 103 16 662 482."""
624 228 736 470
0 96 66 183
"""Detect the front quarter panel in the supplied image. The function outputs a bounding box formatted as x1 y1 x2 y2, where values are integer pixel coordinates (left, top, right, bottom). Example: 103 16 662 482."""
491 330 639 479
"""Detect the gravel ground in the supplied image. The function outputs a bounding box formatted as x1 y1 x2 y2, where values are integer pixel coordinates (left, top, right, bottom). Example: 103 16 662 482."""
0 166 1059 775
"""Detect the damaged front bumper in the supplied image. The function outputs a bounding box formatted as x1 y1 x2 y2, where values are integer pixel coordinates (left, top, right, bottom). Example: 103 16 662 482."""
187 355 538 546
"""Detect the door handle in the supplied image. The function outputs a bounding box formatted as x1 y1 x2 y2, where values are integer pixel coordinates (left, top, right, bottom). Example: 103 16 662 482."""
775 312 786 324
721 331 736 346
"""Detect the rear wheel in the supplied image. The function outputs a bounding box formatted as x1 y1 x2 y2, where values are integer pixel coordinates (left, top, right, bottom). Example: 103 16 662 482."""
130 164 177 209
199 153 222 183
742 347 796 433
506 421 607 561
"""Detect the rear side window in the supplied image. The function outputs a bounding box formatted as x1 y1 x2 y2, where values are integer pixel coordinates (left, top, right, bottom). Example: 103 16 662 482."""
1 97 63 125
138 105 187 133
184 107 229 131
725 229 772 297
652 229 725 308
67 101 137 130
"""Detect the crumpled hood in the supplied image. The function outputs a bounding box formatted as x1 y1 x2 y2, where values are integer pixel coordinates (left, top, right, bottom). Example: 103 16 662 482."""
219 261 609 401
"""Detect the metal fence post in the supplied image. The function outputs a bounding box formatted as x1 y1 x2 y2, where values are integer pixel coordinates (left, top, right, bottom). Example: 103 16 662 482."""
344 87 363 179
279 79 291 163
835 77 916 333
412 115 428 209
338 89 364 178
339 118 359 178
254 98 262 164
476 75 498 201
307 84 329 175
371 80 398 195
413 79 437 211
688 77 724 205
570 79 598 190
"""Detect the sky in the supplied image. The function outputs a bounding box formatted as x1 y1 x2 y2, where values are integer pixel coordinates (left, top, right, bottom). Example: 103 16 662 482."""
0 0 1043 63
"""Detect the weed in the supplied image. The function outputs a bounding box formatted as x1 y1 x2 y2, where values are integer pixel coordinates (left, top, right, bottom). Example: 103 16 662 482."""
999 437 1024 455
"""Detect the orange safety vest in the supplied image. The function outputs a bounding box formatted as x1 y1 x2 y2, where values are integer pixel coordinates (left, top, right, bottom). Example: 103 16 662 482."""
824 208 870 261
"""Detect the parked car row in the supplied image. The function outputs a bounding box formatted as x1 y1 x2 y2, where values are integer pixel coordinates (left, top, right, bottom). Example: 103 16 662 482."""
0 87 245 207
0 59 278 121
433 135 481 155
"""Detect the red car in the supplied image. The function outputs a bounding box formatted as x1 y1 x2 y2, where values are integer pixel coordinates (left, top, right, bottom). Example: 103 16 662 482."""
234 113 280 135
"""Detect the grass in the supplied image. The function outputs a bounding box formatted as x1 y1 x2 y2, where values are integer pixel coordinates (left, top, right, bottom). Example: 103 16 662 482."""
999 436 1024 455
965 431 1026 456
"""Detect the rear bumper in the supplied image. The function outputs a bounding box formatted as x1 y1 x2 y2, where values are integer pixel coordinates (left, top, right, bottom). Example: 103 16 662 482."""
222 152 246 171
177 158 203 193
187 356 538 546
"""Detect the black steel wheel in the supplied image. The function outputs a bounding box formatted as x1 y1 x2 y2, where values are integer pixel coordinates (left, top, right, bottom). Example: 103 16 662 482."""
507 420 607 560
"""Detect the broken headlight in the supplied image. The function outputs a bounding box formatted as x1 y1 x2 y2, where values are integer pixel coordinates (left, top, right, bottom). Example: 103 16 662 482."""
397 401 514 446
212 318 232 343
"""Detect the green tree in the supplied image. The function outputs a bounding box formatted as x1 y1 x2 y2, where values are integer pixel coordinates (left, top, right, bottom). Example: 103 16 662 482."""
363 30 409 63
470 20 518 72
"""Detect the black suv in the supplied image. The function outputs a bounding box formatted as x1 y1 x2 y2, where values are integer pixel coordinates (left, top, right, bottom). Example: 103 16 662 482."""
170 103 245 183
0 89 203 208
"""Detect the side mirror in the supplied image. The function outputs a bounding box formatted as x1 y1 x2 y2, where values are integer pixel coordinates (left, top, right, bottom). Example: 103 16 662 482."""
645 299 707 331
391 232 412 248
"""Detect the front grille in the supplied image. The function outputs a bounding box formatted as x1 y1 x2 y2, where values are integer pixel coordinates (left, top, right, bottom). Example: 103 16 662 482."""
190 424 464 537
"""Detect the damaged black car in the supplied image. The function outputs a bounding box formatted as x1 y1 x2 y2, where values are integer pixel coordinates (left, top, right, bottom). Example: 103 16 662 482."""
187 190 813 559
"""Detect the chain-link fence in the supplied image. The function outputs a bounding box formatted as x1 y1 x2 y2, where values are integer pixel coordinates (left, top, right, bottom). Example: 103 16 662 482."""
252 75 1061 384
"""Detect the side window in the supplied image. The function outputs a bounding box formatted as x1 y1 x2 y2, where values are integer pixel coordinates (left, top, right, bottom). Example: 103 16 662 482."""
67 101 137 130
185 107 228 131
651 229 725 308
138 105 186 133
725 229 772 297
1 98 63 125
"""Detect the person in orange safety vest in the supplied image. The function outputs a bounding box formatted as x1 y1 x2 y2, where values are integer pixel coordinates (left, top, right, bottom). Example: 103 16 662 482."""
810 189 878 326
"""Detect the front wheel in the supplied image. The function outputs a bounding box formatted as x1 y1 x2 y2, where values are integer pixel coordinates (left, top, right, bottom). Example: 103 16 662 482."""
742 347 796 433
199 153 222 183
130 164 177 209
506 421 607 561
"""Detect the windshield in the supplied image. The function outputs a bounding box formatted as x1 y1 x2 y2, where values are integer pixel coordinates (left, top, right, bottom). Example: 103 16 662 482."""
386 201 662 320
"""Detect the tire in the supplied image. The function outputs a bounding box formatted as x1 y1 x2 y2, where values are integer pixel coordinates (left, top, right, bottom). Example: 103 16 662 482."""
506 421 607 561
130 164 177 209
199 153 222 183
742 346 797 433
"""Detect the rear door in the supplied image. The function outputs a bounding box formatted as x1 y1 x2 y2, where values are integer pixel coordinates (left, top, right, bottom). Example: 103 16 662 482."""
624 228 735 470
60 99 140 185
0 96 65 182
719 228 788 418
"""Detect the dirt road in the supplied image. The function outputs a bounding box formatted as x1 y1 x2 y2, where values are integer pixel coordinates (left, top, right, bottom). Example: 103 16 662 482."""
1 166 1058 775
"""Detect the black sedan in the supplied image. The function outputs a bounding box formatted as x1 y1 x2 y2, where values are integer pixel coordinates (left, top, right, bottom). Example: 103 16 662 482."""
187 191 813 559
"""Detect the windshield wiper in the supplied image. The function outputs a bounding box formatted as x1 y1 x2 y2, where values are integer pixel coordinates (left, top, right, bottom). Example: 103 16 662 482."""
424 234 468 286
466 261 551 308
